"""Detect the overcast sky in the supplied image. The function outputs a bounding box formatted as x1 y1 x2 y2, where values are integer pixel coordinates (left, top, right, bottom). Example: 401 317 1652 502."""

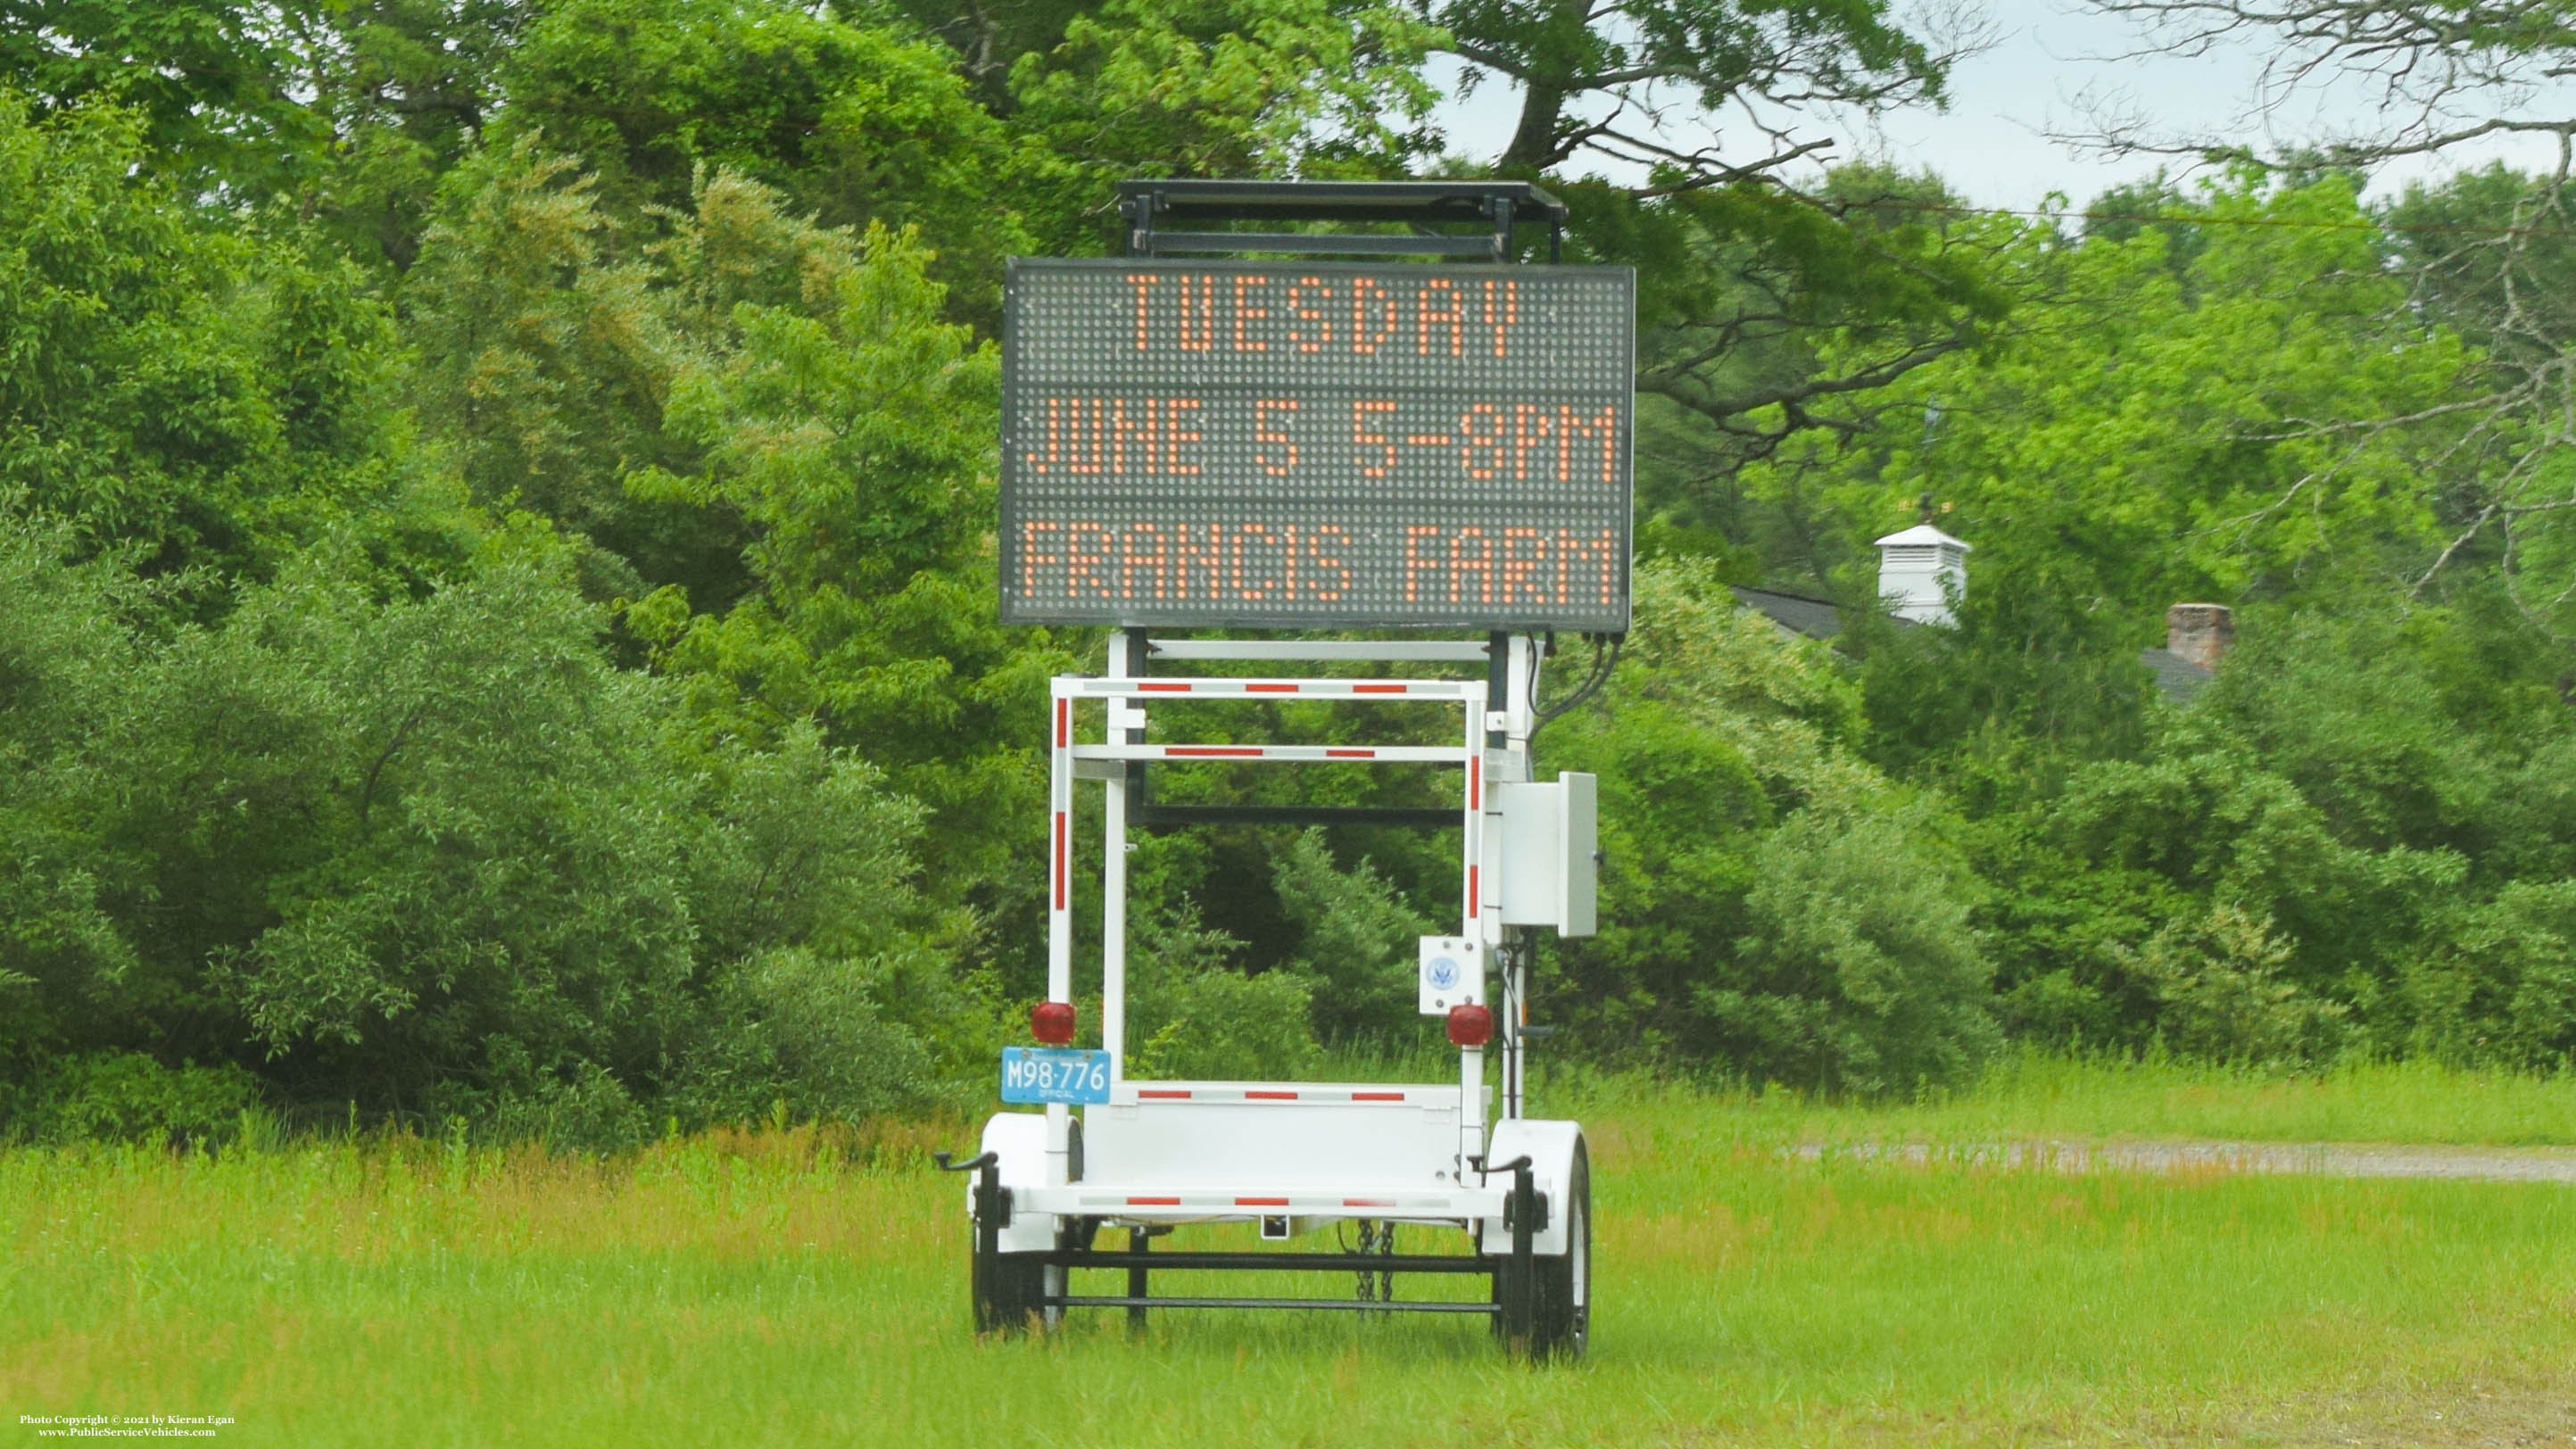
1428 0 2576 211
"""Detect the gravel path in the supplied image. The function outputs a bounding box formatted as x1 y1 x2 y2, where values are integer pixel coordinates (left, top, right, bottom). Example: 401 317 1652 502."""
1793 1138 2576 1183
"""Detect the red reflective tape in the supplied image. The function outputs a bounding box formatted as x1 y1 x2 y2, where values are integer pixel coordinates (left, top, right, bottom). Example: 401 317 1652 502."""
1352 683 1406 694
1325 749 1376 758
1234 1196 1290 1207
1470 763 1480 809
1052 812 1067 910
1351 1091 1404 1102
1343 1198 1396 1208
1469 865 1479 915
1245 1090 1298 1100
1056 698 1069 749
1246 683 1298 693
1128 1196 1182 1205
1138 1089 1192 1099
1139 681 1190 692
1165 746 1263 758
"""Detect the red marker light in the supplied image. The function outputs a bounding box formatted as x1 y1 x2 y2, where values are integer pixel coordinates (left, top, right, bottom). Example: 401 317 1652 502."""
1447 1003 1493 1048
1031 1000 1077 1046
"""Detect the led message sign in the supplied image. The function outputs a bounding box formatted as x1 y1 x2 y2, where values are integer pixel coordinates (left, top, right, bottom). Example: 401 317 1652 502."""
999 260 1634 630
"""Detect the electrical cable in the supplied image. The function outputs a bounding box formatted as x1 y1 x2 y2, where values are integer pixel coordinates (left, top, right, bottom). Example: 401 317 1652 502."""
1528 633 1621 745
1526 634 1592 725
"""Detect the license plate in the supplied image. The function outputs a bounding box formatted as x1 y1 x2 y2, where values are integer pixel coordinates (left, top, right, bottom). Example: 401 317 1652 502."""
1000 1047 1113 1105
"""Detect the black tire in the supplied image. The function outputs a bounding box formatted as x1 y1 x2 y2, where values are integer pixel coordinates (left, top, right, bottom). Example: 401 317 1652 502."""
973 1246 1048 1334
972 1122 1078 1336
1530 1144 1590 1362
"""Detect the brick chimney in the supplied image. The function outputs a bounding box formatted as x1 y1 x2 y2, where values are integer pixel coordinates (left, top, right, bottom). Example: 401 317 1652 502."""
2166 603 2233 670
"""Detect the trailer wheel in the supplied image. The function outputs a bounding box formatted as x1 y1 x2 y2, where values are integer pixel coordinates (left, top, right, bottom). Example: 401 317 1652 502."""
1530 1146 1590 1361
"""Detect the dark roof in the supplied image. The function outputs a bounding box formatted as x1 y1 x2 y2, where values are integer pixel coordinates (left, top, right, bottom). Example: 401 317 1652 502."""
2139 647 2214 703
1728 585 1851 642
1729 584 2214 706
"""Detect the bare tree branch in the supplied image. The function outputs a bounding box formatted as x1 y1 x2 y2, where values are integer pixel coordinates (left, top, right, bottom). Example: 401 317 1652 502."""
2059 0 2576 632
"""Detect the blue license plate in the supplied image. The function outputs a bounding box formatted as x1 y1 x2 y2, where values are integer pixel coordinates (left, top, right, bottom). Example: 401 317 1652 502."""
1000 1047 1113 1105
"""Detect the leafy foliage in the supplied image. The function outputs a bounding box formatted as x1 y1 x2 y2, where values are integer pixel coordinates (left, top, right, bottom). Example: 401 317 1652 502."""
12 0 2576 1139
1008 0 1440 182
1539 561 1998 1091
1269 831 1431 1043
1720 807 1997 1095
624 204 1072 917
10 1051 263 1147
495 0 1040 319
0 509 961 1141
0 100 427 579
1122 898 1321 1081
0 1 327 196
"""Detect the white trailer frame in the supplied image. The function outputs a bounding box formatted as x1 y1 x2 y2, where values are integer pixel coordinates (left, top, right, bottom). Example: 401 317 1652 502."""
939 630 1594 1358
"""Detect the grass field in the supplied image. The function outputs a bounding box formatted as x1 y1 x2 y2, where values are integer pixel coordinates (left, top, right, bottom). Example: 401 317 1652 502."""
6 1060 2576 1446
1682 1050 2576 1149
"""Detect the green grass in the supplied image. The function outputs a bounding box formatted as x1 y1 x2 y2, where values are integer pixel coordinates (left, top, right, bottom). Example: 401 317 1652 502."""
1532 1049 2576 1149
7 1069 2576 1446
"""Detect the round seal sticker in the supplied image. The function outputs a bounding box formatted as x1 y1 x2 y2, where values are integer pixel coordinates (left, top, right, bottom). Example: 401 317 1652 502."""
1425 956 1461 992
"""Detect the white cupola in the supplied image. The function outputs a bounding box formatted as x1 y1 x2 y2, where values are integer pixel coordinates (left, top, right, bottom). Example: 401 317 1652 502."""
1872 523 1971 625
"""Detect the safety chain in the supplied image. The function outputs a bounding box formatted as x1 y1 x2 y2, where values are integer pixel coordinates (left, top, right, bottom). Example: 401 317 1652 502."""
1350 1220 1397 1304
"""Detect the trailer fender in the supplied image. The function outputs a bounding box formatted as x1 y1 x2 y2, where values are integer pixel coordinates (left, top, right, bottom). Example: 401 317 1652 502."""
1478 1119 1585 1258
973 1112 1062 1253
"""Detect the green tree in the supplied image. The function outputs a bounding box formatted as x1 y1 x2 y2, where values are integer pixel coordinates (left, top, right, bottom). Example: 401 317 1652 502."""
1424 0 2012 478
1618 166 2016 549
2079 0 2576 640
1006 0 1440 185
1437 0 1953 175
2082 172 2208 281
890 0 1094 109
1720 804 1997 1094
0 2 328 196
1969 596 2576 1063
403 144 1070 981
0 518 957 1137
625 210 1075 926
401 141 688 602
0 524 152 1086
1269 830 1431 1042
492 0 1040 319
1540 560 1996 1090
1733 172 2464 611
302 0 534 270
0 2 531 271
1852 563 2157 816
0 98 439 581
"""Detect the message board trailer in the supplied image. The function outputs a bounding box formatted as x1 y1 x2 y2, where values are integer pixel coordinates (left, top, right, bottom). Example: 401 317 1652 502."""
942 181 1613 1361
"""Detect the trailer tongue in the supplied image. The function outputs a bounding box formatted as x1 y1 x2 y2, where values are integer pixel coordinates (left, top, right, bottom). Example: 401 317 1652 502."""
943 180 1631 1361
